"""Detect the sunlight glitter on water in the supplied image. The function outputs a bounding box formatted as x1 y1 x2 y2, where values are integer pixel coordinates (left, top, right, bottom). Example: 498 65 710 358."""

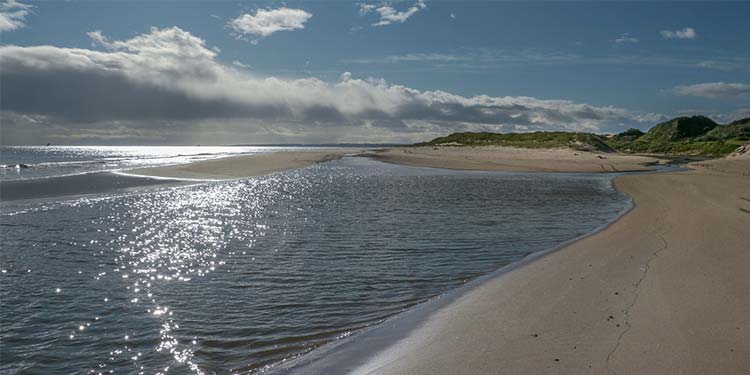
0 158 630 374
96 178 265 372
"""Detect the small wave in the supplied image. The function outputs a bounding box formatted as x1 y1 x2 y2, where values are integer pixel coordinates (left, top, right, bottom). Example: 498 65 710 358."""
2 160 119 170
0 164 32 169
111 170 223 182
2 152 258 171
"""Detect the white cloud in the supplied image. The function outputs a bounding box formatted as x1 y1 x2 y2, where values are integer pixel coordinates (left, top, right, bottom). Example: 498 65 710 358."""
615 33 638 44
695 59 750 71
86 30 109 47
360 0 427 26
345 47 750 74
346 48 579 66
0 26 663 144
347 52 470 64
672 82 750 98
0 0 31 31
228 7 311 43
358 3 376 16
660 27 697 40
232 60 252 69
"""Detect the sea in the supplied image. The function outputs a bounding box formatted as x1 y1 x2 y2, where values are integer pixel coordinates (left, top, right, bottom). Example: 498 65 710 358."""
0 146 633 374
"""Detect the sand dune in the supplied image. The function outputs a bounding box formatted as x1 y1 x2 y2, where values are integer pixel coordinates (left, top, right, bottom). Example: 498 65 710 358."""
370 146 664 173
354 157 750 375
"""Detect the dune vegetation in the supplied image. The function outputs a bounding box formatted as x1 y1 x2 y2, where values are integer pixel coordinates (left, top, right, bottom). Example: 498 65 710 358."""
420 116 750 157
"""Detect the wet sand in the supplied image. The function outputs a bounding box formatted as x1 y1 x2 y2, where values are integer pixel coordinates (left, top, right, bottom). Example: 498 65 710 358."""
124 149 358 180
370 146 663 173
354 154 750 374
126 145 750 374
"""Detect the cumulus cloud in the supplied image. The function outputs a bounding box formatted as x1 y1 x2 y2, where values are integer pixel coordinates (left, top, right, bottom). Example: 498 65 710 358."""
672 82 750 98
0 0 31 31
660 27 697 40
228 7 311 43
615 33 638 44
360 0 426 26
1 26 663 144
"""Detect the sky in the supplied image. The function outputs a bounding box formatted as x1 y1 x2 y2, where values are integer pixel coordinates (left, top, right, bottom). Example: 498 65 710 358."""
1 0 749 145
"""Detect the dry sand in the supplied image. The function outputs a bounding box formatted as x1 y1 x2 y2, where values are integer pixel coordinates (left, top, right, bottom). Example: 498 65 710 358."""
370 146 664 173
354 155 750 374
127 145 749 374
124 149 358 180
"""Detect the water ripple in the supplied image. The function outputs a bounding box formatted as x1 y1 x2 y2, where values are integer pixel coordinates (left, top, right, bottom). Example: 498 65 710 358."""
1 158 629 373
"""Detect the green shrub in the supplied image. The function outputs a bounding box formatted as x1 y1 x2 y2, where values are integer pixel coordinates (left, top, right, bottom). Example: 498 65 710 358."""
417 116 748 157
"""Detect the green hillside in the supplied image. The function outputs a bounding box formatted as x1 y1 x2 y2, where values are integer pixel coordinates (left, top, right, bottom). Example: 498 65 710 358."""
700 118 750 141
419 131 613 152
607 128 644 150
418 116 750 157
611 116 749 156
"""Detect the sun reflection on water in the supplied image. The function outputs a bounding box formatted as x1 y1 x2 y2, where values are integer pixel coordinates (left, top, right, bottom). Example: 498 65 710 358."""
92 178 270 373
0 159 630 374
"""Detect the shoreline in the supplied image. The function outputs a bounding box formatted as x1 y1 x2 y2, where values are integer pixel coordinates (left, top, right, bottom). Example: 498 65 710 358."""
275 170 639 375
369 146 665 173
276 151 749 374
122 146 668 180
342 156 750 374
115 145 748 373
0 170 183 203
121 148 362 180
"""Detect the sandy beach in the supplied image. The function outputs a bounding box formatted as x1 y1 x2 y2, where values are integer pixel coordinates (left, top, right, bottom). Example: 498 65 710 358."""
370 146 664 173
353 152 750 374
123 145 749 374
124 149 358 180
127 146 663 180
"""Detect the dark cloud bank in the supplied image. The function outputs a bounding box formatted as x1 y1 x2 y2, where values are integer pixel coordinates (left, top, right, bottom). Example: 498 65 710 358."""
1 27 666 145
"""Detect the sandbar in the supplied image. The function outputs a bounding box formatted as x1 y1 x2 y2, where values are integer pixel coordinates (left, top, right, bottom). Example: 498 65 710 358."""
124 149 359 180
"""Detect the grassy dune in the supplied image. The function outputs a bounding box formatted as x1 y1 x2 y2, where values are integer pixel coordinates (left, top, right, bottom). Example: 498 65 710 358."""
421 116 750 157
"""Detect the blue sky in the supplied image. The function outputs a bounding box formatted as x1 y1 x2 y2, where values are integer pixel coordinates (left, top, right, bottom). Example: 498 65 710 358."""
1 0 749 145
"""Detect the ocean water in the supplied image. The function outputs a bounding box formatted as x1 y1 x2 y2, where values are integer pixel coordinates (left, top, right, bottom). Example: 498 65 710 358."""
0 150 632 374
0 146 348 181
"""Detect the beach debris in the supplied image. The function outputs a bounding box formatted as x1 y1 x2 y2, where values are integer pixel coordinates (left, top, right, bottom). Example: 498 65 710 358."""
728 141 749 158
